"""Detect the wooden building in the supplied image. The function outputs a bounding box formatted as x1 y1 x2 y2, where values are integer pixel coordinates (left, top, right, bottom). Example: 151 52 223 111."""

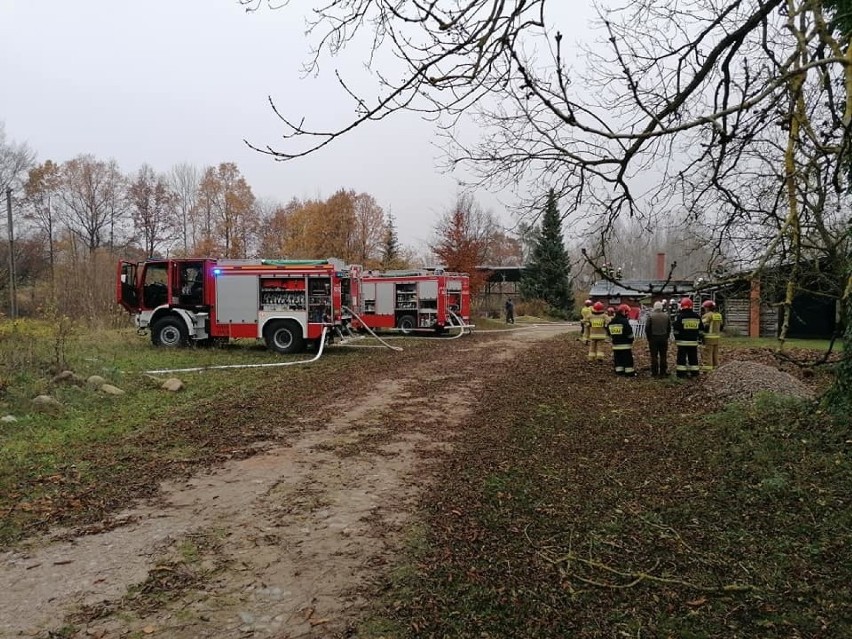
476 265 523 317
588 279 696 309
715 278 838 339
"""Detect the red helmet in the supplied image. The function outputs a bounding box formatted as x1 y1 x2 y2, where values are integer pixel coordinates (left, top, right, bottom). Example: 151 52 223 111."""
606 306 615 314
617 303 631 315
680 297 693 309
592 301 605 312
702 299 716 309
584 299 592 306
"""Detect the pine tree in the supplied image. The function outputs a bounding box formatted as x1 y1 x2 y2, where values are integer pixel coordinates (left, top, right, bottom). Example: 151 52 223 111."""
520 189 574 317
381 213 401 269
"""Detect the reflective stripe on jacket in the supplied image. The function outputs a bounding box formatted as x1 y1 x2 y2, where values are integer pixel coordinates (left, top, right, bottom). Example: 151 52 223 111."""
607 315 633 351
673 310 703 346
702 311 723 340
607 315 634 349
589 312 609 340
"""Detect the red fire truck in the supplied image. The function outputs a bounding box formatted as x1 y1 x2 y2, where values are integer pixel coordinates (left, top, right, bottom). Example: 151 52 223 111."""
351 268 470 333
116 257 355 354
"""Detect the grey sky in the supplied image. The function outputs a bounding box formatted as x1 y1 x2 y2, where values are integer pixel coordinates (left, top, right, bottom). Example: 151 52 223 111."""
0 0 593 248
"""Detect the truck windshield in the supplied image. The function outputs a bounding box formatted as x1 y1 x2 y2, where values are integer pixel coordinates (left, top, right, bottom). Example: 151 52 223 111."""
142 263 169 309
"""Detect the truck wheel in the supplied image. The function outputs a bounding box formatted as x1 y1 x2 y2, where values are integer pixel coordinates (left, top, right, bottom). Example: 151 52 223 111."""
397 315 416 334
151 317 188 347
264 320 305 354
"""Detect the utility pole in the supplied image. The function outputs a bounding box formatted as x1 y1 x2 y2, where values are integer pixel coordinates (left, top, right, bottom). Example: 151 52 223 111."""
6 187 17 319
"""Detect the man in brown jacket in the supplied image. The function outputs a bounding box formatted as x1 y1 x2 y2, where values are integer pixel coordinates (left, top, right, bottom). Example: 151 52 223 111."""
646 301 672 377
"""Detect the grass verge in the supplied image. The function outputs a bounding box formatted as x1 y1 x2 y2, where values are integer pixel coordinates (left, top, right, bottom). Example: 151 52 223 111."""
0 319 429 545
724 336 840 351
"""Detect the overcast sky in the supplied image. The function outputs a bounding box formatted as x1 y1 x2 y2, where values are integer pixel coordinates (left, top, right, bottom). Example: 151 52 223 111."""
0 0 594 249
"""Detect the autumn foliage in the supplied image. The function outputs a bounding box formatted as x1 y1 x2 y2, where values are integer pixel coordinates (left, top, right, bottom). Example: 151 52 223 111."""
431 195 513 295
3 123 525 322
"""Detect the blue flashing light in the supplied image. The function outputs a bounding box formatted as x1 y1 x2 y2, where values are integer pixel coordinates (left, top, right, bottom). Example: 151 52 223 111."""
213 268 221 275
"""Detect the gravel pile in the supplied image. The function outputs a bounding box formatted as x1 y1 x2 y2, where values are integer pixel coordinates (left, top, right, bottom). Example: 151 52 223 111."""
704 360 815 402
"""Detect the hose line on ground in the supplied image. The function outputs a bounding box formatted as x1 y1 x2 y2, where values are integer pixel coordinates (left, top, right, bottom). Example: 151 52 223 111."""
339 306 404 351
144 326 330 374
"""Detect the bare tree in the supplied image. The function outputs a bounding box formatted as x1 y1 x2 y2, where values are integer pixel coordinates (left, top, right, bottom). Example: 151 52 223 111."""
60 155 126 253
169 163 200 254
129 164 177 257
243 1 850 351
589 217 719 281
23 160 63 280
0 122 36 196
256 197 297 258
351 192 386 266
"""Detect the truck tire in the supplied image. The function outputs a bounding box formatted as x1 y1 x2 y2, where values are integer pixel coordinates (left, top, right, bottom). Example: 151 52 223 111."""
264 320 305 354
397 314 416 334
151 316 188 348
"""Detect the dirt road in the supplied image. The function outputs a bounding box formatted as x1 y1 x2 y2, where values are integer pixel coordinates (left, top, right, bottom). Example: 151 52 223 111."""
1 324 572 638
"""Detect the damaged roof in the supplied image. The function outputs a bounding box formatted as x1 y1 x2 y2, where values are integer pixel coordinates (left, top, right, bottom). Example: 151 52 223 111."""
589 279 696 298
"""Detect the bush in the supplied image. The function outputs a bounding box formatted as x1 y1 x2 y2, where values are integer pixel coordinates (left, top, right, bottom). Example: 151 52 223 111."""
515 298 556 320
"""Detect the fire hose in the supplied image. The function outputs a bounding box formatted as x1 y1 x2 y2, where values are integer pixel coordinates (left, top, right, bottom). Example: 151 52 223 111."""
143 326 330 374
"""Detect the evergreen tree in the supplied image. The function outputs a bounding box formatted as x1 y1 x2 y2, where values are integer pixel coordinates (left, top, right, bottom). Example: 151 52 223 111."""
520 189 574 317
381 213 401 269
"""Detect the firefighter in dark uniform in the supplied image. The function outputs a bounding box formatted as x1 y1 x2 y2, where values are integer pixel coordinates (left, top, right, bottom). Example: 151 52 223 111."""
673 297 703 378
607 303 636 375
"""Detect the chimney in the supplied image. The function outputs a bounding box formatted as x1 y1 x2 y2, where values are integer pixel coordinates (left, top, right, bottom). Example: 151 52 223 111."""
656 253 666 280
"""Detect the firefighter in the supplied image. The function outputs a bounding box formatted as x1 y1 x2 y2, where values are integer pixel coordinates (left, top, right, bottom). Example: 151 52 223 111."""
580 299 593 343
587 301 609 362
667 298 679 322
673 297 703 378
667 298 680 342
700 299 724 371
607 303 636 375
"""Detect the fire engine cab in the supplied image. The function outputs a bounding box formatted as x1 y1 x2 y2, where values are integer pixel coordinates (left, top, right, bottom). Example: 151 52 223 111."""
352 268 470 333
116 257 354 354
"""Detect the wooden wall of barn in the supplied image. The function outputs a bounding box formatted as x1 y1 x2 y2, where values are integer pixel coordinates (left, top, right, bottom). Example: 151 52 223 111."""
723 298 749 335
721 296 778 337
722 294 835 338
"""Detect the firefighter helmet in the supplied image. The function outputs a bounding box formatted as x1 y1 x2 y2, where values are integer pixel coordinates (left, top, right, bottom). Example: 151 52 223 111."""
606 306 615 315
617 303 631 315
592 301 605 312
680 297 693 309
584 299 592 306
702 299 716 309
